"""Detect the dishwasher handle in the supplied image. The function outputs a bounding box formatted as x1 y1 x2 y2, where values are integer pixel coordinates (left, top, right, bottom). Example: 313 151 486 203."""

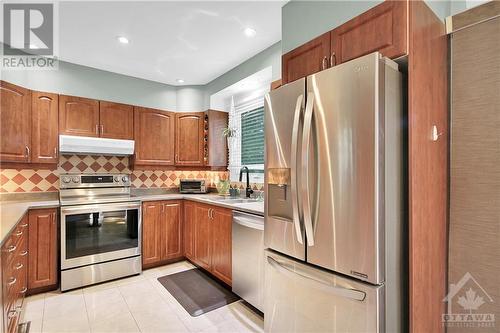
233 211 264 231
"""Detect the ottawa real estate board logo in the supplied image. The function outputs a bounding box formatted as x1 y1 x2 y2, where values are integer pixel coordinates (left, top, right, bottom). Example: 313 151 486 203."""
2 2 58 70
443 272 495 328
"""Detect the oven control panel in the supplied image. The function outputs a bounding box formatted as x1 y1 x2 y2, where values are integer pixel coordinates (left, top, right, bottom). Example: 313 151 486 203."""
60 173 131 188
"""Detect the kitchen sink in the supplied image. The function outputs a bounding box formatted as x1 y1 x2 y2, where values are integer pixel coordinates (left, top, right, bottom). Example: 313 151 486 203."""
208 197 261 204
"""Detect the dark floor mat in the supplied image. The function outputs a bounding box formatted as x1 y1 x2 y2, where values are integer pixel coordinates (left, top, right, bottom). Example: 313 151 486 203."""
157 268 240 317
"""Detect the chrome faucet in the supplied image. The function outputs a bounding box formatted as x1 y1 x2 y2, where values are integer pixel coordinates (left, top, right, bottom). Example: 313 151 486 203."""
239 166 254 198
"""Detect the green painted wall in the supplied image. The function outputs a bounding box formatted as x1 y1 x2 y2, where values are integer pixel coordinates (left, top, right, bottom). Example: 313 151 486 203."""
203 41 282 108
1 56 179 110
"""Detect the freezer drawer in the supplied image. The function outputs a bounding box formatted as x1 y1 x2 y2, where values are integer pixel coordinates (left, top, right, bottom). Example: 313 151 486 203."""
232 211 265 312
264 250 384 333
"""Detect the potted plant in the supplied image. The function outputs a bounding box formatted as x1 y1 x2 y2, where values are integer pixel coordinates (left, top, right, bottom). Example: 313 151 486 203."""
222 126 236 164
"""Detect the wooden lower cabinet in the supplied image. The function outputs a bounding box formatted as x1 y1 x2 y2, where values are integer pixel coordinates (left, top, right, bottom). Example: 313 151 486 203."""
162 202 183 260
193 204 212 270
189 202 233 286
183 201 195 261
210 207 232 285
142 200 184 268
1 215 29 333
28 208 58 293
142 201 163 266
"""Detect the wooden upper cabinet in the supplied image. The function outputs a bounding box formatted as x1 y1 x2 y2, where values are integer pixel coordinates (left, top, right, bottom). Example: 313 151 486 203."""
210 207 232 286
193 204 212 270
31 91 58 164
331 1 408 64
175 113 204 166
28 208 58 292
0 81 31 163
99 101 134 140
184 201 195 261
206 110 228 168
133 107 175 166
282 32 331 84
59 95 99 137
162 201 183 260
142 201 163 267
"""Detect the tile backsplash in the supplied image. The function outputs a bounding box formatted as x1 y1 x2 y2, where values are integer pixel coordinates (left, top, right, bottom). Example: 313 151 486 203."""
0 155 263 193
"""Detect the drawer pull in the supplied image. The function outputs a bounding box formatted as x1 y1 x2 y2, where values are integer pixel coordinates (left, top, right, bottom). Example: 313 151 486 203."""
4 245 16 253
20 250 28 256
7 310 17 318
14 263 23 270
7 277 17 286
19 287 27 294
20 223 28 228
14 230 23 236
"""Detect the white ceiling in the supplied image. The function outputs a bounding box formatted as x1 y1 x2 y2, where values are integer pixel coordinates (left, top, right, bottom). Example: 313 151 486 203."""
57 1 283 86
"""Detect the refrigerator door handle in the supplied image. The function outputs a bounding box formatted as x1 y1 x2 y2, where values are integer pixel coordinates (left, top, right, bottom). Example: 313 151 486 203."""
302 92 315 246
291 94 304 244
267 256 366 302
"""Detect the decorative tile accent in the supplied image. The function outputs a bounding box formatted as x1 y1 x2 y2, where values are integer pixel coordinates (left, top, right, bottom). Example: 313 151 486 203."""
0 154 264 193
58 155 130 174
0 155 238 193
0 168 59 193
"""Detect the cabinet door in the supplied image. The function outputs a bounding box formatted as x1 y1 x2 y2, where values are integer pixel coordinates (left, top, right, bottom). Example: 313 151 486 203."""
0 81 31 162
59 95 99 137
134 107 175 166
142 202 163 267
282 32 331 84
183 201 195 260
31 91 59 164
210 207 232 285
207 110 228 167
28 208 57 291
175 113 204 166
331 1 407 65
194 204 212 270
162 201 183 260
99 101 134 140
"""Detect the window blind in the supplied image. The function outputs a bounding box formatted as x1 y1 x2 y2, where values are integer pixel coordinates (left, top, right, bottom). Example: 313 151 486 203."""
241 106 264 166
228 95 266 182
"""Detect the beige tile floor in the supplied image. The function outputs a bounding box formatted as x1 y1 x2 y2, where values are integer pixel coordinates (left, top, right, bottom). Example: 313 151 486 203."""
21 261 264 333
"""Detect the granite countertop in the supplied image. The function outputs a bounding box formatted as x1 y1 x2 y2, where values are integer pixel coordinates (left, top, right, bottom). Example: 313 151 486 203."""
0 194 60 245
0 191 264 244
132 192 265 216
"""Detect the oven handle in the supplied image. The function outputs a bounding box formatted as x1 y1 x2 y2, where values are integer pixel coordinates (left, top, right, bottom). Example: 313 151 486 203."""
61 201 141 215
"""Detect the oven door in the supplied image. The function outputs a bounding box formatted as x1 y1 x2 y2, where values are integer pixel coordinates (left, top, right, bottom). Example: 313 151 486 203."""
61 201 141 270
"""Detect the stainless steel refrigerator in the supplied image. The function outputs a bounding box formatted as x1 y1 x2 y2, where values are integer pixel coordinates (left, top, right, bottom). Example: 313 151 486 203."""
264 52 406 332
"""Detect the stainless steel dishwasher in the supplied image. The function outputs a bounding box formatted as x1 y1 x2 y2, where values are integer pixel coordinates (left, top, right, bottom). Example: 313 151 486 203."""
232 210 264 312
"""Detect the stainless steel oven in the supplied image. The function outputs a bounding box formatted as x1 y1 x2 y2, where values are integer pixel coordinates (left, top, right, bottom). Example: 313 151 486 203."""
59 173 141 291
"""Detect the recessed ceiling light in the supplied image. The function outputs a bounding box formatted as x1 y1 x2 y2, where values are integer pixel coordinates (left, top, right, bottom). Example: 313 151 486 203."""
244 27 256 38
176 79 185 84
117 36 129 44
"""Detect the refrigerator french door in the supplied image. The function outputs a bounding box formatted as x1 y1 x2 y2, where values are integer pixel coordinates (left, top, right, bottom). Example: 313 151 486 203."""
264 52 405 332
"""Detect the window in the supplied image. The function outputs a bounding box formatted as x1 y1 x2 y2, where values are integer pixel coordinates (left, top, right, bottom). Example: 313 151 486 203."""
227 96 266 183
241 107 264 165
